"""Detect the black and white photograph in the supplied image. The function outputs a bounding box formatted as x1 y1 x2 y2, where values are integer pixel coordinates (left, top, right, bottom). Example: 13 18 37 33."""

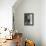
24 13 34 25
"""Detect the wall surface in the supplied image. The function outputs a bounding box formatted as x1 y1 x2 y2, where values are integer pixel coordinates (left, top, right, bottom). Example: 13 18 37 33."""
0 0 16 30
13 0 42 46
41 0 46 46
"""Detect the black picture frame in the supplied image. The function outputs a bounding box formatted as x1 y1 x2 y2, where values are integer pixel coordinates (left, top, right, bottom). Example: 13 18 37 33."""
24 13 34 26
13 13 15 31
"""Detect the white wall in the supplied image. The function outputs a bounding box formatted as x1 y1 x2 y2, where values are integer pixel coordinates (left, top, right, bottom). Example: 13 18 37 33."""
0 0 16 30
13 0 41 46
41 0 46 46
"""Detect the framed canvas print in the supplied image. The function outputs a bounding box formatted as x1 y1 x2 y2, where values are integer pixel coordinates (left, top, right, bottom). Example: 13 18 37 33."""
24 13 34 26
